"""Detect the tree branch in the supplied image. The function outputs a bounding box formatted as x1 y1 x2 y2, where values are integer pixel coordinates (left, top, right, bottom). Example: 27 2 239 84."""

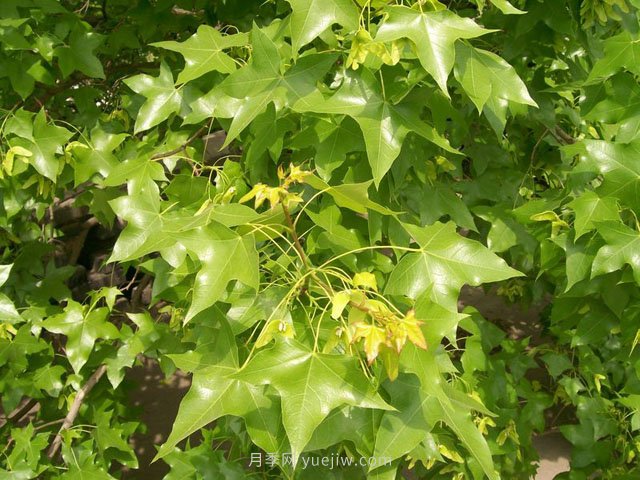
47 364 107 459
281 203 309 269
281 202 375 315
552 126 576 145
0 398 38 428
150 126 207 160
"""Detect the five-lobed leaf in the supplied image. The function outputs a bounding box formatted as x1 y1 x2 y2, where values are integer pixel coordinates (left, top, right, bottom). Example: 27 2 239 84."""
568 190 619 239
588 30 640 81
287 0 359 53
216 25 338 145
375 6 492 96
400 346 498 480
294 69 457 185
55 26 105 79
28 110 74 181
386 221 523 310
124 62 183 133
153 26 246 84
233 339 392 464
156 320 283 460
41 302 119 374
573 139 640 211
454 43 537 132
179 225 260 322
592 221 640 284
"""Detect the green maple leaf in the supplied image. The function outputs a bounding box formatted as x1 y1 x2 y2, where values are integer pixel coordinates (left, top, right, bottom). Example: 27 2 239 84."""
103 152 168 194
490 0 526 14
73 127 128 184
385 221 522 309
454 43 537 132
375 6 492 96
592 221 640 284
105 312 160 388
152 26 246 84
0 294 20 324
304 174 395 215
33 364 65 396
573 140 640 210
0 263 12 287
0 326 48 373
399 346 498 480
414 296 467 345
290 116 365 180
418 184 477 232
55 26 105 79
588 30 640 81
178 224 260 322
294 69 456 185
568 190 619 239
108 193 174 262
287 0 359 53
552 232 600 291
124 62 183 133
41 302 119 374
372 375 440 464
60 448 116 480
156 320 283 460
27 110 73 180
306 406 381 458
0 264 20 324
217 25 337 145
233 339 392 464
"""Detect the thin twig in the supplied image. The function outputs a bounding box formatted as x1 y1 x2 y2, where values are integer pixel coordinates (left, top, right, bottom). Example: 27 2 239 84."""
150 126 207 160
281 203 309 268
281 202 375 315
67 217 99 265
552 126 576 145
131 274 152 311
47 365 107 459
0 398 38 428
35 418 65 431
171 5 205 16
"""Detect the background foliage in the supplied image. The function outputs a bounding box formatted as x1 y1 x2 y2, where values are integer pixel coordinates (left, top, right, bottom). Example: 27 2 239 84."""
1 0 640 478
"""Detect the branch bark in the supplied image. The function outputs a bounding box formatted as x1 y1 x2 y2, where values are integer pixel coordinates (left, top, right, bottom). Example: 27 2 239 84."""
552 126 576 145
150 126 207 160
47 364 107 459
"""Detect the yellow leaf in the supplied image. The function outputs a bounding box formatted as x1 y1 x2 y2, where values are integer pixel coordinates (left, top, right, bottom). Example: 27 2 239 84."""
404 310 427 350
352 322 388 364
286 163 310 184
530 210 569 228
438 444 464 463
331 290 352 319
352 271 378 291
239 183 265 204
477 416 496 435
